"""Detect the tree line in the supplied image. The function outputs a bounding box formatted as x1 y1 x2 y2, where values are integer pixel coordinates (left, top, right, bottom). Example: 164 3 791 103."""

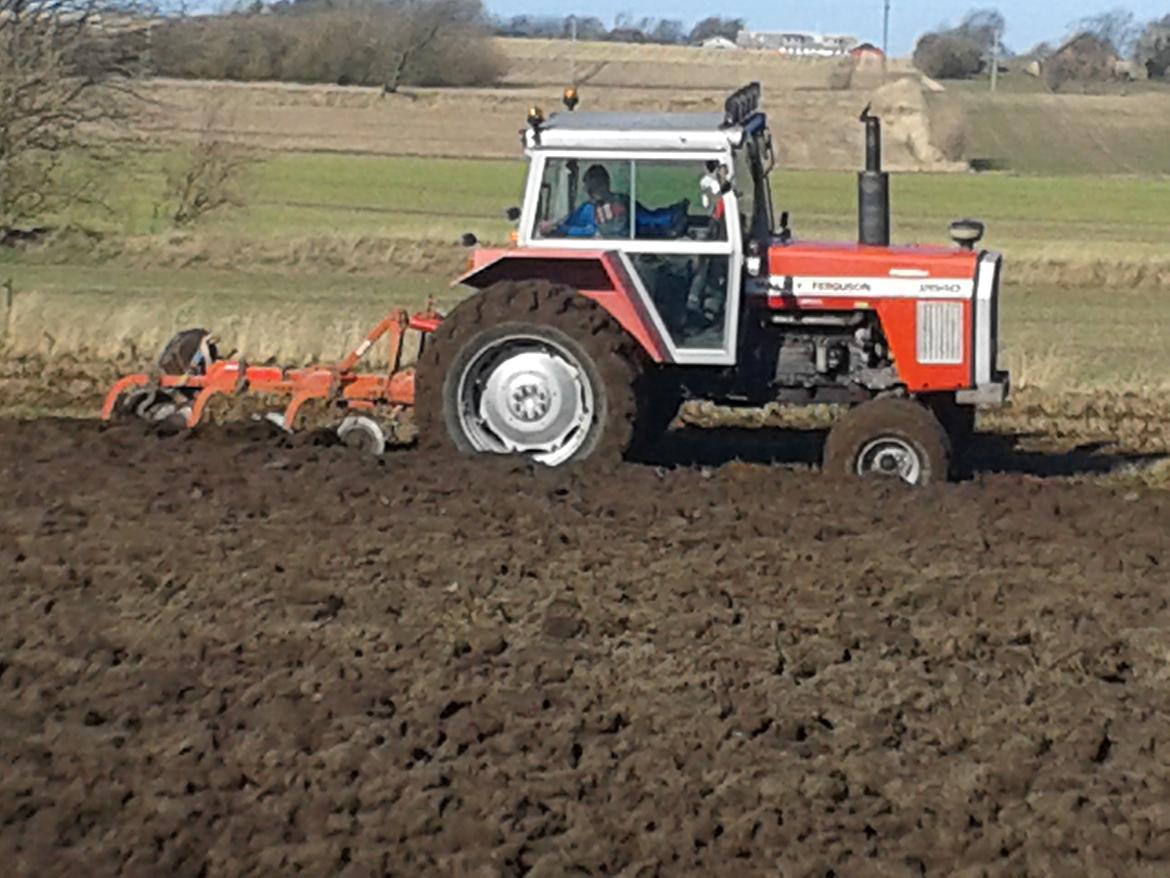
914 6 1170 89
150 0 506 90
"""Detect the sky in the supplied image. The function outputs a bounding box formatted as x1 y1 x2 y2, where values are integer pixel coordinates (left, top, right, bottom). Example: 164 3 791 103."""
486 1 1170 54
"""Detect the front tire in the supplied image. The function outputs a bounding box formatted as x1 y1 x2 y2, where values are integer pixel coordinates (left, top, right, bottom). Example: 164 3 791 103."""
416 282 646 466
823 397 951 486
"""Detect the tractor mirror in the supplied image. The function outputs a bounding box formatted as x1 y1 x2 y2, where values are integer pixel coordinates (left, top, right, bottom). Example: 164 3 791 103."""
459 232 478 247
504 206 521 222
776 211 792 243
948 219 985 250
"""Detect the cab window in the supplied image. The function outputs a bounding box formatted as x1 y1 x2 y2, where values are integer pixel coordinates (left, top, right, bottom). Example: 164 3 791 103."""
532 158 727 242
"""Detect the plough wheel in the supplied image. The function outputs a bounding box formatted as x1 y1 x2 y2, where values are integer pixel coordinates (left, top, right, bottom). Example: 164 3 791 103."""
112 388 157 422
337 415 386 456
114 388 191 431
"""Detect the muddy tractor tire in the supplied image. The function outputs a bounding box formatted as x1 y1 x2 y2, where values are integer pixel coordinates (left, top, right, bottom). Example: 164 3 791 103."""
415 281 661 465
927 397 977 454
823 397 951 487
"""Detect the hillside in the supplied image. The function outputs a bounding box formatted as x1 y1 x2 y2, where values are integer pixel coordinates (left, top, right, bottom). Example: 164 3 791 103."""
936 87 1170 175
125 38 956 173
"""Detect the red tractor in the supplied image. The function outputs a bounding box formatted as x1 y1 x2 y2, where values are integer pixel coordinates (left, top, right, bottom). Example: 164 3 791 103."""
104 84 1007 485
415 83 1006 483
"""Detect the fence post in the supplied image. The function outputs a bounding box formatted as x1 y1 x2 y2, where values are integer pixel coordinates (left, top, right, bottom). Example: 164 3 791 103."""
1 278 12 353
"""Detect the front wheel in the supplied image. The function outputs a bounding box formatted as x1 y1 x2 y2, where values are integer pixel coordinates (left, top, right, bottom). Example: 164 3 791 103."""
823 397 951 487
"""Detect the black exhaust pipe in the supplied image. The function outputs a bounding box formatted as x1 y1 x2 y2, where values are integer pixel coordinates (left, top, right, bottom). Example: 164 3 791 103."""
858 105 890 247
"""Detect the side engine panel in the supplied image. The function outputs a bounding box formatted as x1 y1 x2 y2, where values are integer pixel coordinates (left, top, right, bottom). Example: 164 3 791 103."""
755 242 996 396
735 306 898 403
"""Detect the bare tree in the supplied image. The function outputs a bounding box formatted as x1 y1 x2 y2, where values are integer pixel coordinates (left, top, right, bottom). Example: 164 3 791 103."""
1073 7 1139 56
687 16 743 45
162 104 258 227
957 8 1006 55
380 0 480 93
0 0 149 233
649 19 685 45
1137 15 1170 78
914 30 984 79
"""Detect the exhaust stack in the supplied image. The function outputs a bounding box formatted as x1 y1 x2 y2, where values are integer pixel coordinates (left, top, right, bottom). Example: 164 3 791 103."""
858 106 890 247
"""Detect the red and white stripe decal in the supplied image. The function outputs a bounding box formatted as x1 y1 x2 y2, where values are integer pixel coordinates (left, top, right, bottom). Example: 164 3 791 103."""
749 275 975 301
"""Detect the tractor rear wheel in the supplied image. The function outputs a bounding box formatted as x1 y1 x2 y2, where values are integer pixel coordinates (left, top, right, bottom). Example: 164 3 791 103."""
823 397 951 487
415 281 652 465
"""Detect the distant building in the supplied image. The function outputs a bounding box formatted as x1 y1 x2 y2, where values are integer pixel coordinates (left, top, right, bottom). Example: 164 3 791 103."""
850 42 884 59
736 30 860 57
699 36 738 51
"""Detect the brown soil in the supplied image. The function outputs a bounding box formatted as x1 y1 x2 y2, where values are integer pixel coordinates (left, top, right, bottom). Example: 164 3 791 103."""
2 418 1170 875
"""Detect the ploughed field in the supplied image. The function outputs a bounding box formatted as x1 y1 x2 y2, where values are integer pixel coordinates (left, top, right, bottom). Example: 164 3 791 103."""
2 418 1170 875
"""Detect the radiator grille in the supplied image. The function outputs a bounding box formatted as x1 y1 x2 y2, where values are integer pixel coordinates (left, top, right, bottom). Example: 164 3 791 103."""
916 301 964 364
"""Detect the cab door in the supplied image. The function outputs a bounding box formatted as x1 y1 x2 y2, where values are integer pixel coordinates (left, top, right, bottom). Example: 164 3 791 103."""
620 158 742 366
526 153 742 367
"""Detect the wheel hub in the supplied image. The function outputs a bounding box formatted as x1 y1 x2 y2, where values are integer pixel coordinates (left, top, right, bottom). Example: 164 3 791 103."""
856 437 923 485
458 338 594 466
507 380 552 423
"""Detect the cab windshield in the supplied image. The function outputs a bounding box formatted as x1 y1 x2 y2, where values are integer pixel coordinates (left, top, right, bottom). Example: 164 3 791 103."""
532 158 728 242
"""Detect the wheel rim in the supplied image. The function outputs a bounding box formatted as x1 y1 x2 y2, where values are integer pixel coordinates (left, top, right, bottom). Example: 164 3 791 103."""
338 416 386 456
139 390 192 427
456 334 595 466
856 437 924 485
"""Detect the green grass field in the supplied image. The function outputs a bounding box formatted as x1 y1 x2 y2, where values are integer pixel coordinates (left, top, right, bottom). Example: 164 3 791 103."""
3 147 1170 395
25 149 1170 265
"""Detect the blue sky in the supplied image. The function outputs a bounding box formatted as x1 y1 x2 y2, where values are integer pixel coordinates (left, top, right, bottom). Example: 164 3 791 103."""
486 1 1169 54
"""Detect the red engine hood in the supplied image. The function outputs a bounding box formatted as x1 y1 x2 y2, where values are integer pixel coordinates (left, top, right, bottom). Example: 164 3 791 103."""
768 240 979 280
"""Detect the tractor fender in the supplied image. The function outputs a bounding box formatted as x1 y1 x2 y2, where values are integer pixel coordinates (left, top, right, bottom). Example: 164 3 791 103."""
455 248 669 363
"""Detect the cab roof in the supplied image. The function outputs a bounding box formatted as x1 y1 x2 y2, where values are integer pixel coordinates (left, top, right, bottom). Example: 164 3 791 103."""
526 112 751 152
524 82 763 153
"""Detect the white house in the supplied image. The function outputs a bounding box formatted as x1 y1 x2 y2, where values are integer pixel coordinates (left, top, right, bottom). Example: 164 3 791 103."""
737 30 860 57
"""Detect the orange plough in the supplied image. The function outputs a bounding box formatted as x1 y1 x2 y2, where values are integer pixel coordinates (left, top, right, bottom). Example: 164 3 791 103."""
101 306 442 452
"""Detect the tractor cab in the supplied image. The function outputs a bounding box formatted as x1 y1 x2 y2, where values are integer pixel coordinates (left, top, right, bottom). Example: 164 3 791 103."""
509 84 773 366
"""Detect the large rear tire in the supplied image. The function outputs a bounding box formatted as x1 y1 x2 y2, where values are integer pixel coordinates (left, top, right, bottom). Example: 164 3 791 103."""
416 281 655 465
823 397 951 487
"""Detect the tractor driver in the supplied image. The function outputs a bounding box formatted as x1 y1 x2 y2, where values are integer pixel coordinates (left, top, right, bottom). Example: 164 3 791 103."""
538 164 685 239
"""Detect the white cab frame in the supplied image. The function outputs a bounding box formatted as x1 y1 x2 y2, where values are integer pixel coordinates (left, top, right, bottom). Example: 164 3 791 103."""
519 148 744 366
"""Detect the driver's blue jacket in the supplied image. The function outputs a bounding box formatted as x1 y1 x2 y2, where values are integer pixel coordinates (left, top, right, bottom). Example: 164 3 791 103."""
556 197 683 238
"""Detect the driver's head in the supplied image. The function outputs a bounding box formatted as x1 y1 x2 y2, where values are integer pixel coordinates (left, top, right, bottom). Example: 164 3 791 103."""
583 164 612 202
